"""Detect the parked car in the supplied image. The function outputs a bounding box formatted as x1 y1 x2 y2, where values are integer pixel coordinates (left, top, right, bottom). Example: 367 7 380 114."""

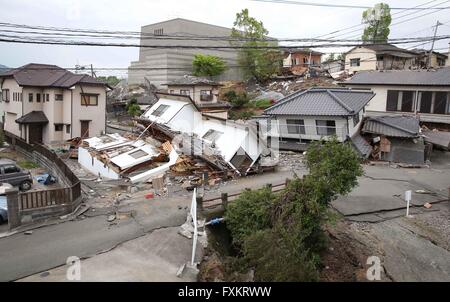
0 159 33 191
0 183 13 224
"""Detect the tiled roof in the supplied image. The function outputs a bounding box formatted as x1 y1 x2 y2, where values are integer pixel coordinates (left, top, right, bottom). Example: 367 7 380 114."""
166 75 220 86
344 68 450 86
15 111 49 124
362 115 420 138
350 134 373 159
263 88 374 116
0 63 108 88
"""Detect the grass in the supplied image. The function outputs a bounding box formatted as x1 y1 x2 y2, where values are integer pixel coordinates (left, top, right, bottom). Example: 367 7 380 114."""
16 160 40 169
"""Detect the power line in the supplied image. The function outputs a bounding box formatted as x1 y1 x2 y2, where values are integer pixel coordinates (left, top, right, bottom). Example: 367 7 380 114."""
251 0 450 10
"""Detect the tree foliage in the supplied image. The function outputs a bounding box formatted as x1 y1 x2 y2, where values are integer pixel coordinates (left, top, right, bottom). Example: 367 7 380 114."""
361 3 391 43
126 98 141 116
97 75 121 87
224 137 363 281
192 54 227 77
231 9 281 83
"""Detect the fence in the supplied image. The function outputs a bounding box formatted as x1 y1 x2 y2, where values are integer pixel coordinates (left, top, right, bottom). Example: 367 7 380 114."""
4 131 82 228
199 180 288 210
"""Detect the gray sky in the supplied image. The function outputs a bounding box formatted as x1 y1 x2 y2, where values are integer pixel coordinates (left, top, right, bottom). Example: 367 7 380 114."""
1 0 449 77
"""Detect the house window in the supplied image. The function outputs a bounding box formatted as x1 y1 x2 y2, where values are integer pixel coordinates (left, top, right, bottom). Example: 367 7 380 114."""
81 94 98 106
29 93 33 102
434 92 448 114
154 28 164 36
286 119 305 134
169 90 175 94
180 90 190 96
316 120 336 136
386 90 399 111
353 113 360 127
46 94 50 102
202 129 223 142
54 124 64 131
55 94 63 101
401 91 415 112
36 94 41 103
66 124 71 134
419 91 432 113
129 149 149 159
200 90 212 101
350 58 360 67
303 57 308 64
2 89 9 102
151 104 169 117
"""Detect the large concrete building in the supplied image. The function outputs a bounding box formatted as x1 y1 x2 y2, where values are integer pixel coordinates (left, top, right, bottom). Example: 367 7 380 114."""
128 18 242 88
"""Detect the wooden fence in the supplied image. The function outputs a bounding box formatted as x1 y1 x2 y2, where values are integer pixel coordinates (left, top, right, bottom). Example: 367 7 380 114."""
199 180 289 210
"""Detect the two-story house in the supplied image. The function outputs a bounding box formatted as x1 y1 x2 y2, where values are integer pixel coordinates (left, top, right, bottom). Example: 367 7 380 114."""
166 75 231 119
345 44 419 74
343 68 450 126
0 63 109 144
260 87 375 151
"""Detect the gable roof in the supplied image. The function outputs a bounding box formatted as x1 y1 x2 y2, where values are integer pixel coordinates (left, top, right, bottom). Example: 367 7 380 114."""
15 111 49 124
362 115 420 138
0 63 109 88
346 44 418 58
263 88 374 116
166 75 221 86
344 68 450 86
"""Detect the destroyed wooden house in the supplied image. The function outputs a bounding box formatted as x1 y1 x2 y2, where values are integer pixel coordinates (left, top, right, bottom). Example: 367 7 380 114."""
78 133 179 183
136 93 271 175
360 115 427 164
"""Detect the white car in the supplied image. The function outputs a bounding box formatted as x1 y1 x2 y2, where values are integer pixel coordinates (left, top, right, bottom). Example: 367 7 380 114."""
0 183 13 224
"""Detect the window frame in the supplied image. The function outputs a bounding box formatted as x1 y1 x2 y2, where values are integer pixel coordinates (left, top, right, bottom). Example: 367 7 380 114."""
66 124 71 134
36 93 41 103
81 93 99 106
55 94 63 101
350 58 361 67
54 124 64 132
316 120 336 136
180 90 190 96
286 119 305 134
151 104 170 117
28 93 33 102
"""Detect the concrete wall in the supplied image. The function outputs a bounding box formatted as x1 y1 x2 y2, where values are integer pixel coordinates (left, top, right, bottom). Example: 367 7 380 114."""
128 19 242 87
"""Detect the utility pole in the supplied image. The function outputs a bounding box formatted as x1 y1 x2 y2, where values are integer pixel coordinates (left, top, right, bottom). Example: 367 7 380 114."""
427 21 443 69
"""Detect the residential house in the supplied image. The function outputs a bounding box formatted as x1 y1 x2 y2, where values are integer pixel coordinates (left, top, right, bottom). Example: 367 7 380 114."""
361 115 425 164
0 63 109 144
343 68 450 125
345 44 419 74
261 87 375 151
166 75 231 119
411 49 448 69
282 49 323 75
128 18 242 87
139 93 267 173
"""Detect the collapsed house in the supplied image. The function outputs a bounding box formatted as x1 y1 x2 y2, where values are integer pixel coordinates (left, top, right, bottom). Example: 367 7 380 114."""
78 133 179 183
360 115 427 165
137 93 271 174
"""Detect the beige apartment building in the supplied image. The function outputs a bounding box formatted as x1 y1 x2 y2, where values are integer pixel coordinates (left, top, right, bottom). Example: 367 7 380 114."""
0 63 109 144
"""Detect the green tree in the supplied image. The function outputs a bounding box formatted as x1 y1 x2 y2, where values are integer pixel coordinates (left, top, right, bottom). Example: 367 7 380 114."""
224 137 363 281
231 9 281 83
192 54 227 77
361 3 392 43
97 76 121 87
126 99 141 117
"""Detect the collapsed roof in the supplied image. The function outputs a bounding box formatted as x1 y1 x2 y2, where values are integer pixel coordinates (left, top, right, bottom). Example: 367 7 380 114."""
362 115 420 138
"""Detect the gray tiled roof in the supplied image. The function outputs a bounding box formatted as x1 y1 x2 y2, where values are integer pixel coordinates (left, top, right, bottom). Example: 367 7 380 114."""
362 115 420 138
264 88 374 116
15 111 49 124
350 134 373 159
166 75 220 86
345 68 450 86
0 63 107 88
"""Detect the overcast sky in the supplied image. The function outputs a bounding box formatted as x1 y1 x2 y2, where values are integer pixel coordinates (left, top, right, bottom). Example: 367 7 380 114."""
1 0 449 77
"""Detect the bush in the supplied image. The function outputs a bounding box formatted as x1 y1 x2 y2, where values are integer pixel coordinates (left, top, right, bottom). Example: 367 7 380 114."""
253 99 272 109
224 187 275 246
223 90 250 108
229 110 255 120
